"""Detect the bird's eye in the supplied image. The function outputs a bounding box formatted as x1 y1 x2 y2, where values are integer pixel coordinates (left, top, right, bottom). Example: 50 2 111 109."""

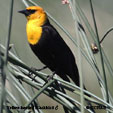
28 10 36 14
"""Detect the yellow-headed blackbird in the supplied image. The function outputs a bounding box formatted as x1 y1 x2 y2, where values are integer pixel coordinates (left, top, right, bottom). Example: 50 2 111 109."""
19 6 80 86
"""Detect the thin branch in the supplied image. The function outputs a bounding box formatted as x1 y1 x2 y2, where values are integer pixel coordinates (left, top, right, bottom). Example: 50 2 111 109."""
22 0 29 7
24 80 55 107
100 27 113 44
68 0 84 112
0 0 14 113
89 0 109 103
4 0 14 64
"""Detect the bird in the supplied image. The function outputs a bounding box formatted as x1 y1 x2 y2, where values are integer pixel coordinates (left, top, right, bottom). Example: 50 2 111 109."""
18 6 80 86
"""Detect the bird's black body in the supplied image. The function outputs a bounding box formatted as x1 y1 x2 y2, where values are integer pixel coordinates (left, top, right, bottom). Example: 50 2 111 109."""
30 19 80 86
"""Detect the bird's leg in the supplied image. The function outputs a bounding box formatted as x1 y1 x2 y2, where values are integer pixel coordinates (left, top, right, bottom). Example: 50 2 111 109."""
46 72 56 81
33 66 47 72
28 66 47 80
29 66 47 75
43 72 56 86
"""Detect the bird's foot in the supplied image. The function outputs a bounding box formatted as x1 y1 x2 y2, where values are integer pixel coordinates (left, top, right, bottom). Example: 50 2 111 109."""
46 72 55 82
43 72 55 86
28 66 47 81
34 66 47 72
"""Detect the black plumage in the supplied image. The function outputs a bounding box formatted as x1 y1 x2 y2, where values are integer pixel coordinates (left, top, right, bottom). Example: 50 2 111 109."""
30 19 80 86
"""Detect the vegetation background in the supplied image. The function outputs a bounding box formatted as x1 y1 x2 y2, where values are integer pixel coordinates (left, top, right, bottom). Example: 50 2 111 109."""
0 0 113 113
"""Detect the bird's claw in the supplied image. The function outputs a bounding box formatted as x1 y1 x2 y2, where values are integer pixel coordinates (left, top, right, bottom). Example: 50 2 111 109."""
28 67 36 77
28 66 47 81
43 73 55 86
46 75 53 81
46 72 55 82
28 67 40 81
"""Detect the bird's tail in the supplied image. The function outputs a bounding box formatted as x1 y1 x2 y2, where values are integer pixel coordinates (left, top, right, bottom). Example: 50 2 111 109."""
70 65 92 97
69 64 80 86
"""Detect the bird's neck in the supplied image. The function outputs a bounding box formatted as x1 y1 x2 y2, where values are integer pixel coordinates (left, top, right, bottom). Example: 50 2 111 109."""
27 13 47 27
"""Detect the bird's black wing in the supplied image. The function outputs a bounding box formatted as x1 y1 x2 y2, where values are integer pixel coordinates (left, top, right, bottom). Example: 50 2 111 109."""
41 25 75 70
41 24 79 85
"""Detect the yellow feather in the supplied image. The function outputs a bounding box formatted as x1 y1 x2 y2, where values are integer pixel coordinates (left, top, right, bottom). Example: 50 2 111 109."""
27 21 42 45
26 8 47 45
26 7 47 45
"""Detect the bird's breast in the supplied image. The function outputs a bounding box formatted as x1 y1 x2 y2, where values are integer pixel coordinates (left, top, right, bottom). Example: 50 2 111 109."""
26 22 42 45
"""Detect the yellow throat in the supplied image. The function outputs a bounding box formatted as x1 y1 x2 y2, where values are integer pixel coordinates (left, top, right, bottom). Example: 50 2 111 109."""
26 12 47 45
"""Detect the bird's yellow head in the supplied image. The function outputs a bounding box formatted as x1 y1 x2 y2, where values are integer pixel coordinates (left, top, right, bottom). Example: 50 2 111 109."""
19 6 47 26
19 6 47 45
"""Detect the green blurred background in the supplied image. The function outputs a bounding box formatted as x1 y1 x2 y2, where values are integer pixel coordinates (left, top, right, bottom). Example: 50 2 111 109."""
0 0 113 113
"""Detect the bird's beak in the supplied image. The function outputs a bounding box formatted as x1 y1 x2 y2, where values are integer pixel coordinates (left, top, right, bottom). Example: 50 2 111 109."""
18 10 28 16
